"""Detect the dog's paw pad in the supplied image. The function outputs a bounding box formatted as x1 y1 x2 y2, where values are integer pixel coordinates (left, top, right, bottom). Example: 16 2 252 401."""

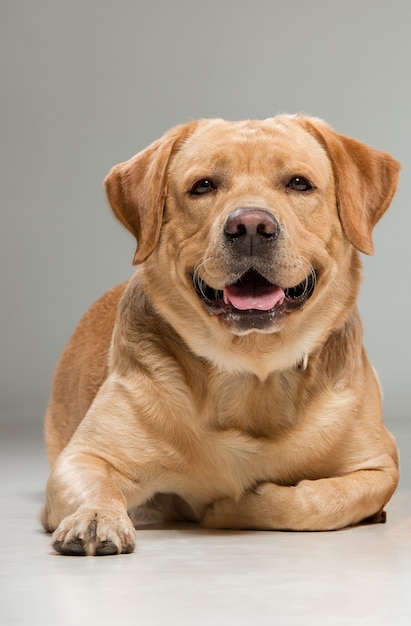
360 508 387 525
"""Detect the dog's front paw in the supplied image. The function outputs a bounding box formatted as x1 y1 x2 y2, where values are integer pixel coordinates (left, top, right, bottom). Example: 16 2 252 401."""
52 508 136 556
201 497 242 530
201 484 283 530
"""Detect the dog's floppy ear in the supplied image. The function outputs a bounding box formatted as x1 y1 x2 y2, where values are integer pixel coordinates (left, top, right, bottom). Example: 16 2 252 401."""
301 117 400 255
104 121 197 264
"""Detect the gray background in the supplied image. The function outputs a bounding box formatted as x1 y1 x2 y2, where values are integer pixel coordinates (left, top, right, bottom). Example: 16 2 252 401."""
1 0 410 429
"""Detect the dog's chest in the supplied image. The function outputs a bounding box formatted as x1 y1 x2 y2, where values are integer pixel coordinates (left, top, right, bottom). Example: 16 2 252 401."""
175 375 354 503
206 370 300 438
175 374 301 494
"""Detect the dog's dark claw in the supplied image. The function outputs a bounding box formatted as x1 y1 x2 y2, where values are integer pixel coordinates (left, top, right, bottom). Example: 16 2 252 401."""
95 540 118 556
53 536 86 556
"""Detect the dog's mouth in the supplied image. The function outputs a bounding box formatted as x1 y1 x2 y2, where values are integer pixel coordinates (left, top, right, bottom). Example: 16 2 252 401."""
192 268 317 331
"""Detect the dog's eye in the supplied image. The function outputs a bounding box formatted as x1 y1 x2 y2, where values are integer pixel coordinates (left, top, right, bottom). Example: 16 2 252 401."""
190 179 217 195
287 176 313 192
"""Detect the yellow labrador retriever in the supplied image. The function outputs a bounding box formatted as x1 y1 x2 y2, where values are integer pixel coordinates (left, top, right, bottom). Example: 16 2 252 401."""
42 115 400 556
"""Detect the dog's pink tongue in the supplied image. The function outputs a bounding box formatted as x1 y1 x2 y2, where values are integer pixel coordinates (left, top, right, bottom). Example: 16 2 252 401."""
223 284 285 311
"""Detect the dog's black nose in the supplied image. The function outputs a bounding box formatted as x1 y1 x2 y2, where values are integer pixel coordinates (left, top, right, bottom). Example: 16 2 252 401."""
224 208 279 254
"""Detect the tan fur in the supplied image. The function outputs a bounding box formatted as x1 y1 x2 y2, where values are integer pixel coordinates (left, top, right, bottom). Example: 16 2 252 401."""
42 115 400 556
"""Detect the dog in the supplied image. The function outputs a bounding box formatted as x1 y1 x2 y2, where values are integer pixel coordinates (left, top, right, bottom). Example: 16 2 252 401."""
42 115 401 556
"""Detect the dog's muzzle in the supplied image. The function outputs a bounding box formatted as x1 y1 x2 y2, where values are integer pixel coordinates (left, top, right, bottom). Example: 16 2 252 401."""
192 269 317 332
191 208 317 332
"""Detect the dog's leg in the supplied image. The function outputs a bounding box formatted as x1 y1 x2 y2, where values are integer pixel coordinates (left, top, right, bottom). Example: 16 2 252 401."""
42 373 178 555
202 465 398 531
41 448 145 555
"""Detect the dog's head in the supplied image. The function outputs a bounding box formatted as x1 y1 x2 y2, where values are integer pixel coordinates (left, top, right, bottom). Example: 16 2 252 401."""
105 116 399 372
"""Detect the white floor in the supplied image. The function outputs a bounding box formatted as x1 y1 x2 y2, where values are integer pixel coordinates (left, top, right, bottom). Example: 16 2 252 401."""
1 418 411 626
